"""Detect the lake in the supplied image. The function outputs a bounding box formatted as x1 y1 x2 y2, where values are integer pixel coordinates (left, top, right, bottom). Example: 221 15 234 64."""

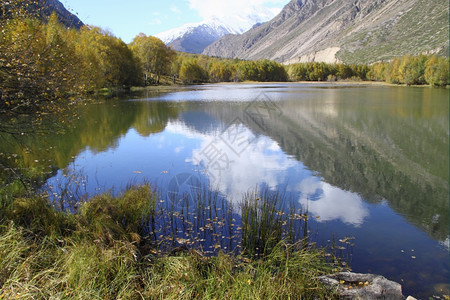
3 83 448 298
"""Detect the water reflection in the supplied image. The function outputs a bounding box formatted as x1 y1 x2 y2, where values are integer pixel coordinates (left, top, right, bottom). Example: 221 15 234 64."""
298 177 369 227
186 124 297 200
1 83 448 298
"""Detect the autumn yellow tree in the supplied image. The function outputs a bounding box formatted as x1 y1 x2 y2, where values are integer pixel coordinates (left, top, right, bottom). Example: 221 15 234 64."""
425 55 449 87
77 26 141 89
130 34 175 84
209 61 234 82
0 12 82 121
179 58 208 84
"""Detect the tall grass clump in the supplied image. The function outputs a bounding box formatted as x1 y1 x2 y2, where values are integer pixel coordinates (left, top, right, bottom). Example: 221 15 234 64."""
0 183 343 299
141 241 339 299
79 183 157 244
241 189 309 257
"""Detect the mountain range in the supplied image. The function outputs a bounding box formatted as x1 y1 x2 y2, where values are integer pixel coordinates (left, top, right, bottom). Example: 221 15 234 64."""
203 0 449 64
23 0 449 64
155 7 276 54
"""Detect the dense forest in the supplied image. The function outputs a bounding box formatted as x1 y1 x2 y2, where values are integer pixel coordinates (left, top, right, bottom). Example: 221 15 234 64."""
1 0 449 119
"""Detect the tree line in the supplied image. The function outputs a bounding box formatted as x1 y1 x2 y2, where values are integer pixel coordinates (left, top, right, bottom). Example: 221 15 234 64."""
287 55 449 87
1 1 449 119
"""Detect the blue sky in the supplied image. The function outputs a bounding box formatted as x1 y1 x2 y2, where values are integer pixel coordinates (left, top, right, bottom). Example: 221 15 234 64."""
61 0 288 43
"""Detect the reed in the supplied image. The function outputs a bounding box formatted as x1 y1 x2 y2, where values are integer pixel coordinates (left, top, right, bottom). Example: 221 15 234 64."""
0 184 343 299
241 188 309 257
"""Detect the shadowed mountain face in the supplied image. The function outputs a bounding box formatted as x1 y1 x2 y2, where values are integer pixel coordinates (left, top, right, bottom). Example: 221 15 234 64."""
203 0 449 64
38 0 83 29
0 0 83 29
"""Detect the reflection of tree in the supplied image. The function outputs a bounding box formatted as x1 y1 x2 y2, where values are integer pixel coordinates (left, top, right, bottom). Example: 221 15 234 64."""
200 89 449 241
133 102 178 137
0 98 180 190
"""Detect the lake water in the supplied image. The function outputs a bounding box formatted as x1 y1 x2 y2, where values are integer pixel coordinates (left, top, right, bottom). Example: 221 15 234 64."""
5 83 449 298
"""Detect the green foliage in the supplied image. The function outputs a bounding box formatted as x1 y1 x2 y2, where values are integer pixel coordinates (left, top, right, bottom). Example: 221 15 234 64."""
398 55 427 85
172 54 288 83
130 33 175 85
179 58 209 84
0 5 141 124
236 59 288 82
369 55 449 86
77 26 142 90
425 55 450 87
209 61 235 82
287 62 337 81
0 14 82 117
287 55 449 86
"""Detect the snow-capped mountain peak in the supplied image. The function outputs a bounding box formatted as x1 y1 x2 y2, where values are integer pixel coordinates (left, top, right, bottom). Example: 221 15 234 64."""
155 18 238 45
155 6 278 54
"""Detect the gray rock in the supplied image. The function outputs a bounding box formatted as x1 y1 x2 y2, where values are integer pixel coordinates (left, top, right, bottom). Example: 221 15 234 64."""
318 272 403 300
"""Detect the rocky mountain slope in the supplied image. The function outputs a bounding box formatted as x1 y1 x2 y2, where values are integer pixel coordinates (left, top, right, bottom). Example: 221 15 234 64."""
203 0 449 64
156 8 276 54
1 0 83 28
39 0 83 29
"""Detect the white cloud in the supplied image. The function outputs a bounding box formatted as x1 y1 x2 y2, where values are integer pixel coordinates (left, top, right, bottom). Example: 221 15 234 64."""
170 5 182 14
149 18 163 25
186 0 285 25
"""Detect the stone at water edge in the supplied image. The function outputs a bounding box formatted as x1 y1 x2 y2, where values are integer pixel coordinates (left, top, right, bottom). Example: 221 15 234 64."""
317 272 403 300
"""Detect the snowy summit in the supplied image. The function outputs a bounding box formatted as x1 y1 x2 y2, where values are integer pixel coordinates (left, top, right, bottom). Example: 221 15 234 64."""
155 6 278 53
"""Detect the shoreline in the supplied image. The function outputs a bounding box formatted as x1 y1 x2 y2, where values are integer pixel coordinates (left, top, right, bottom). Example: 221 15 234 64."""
129 80 446 92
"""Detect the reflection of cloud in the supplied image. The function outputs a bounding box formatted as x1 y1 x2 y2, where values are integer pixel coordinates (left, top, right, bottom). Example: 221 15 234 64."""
209 137 296 201
174 146 184 153
169 122 297 201
165 121 205 139
298 178 369 227
166 120 368 226
439 237 449 251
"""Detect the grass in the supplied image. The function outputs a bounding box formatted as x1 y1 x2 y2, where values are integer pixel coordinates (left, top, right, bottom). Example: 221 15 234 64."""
0 184 343 299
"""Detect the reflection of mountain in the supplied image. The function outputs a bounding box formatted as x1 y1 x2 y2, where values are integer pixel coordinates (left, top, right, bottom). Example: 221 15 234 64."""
3 86 448 242
195 87 449 241
178 111 222 134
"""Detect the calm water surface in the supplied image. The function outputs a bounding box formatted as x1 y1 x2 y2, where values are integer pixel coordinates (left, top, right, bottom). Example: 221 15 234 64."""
6 83 449 298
